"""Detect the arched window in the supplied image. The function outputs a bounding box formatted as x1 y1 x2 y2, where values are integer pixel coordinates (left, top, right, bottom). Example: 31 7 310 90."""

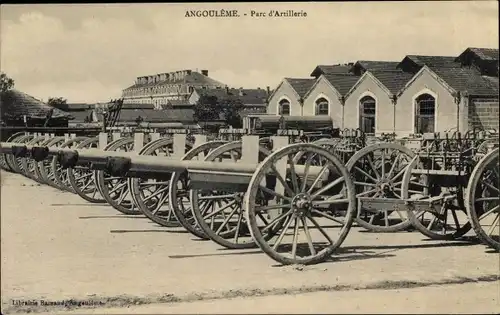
359 95 376 134
414 93 435 134
278 99 290 116
188 86 195 94
315 97 329 115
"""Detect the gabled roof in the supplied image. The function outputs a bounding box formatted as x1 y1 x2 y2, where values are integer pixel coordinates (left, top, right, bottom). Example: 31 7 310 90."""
124 71 226 90
0 89 72 120
285 78 316 98
323 74 361 97
461 47 499 61
398 55 459 69
370 70 415 95
195 87 269 106
310 64 352 77
351 60 400 72
431 66 499 96
397 65 456 97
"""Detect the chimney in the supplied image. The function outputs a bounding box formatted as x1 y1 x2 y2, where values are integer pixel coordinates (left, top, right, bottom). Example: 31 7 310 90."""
225 85 229 95
201 70 209 76
266 86 271 96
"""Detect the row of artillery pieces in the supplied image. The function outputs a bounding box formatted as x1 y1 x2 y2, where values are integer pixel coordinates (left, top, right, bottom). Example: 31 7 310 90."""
0 128 499 265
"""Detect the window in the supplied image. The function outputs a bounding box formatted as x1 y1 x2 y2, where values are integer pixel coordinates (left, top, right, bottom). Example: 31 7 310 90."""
188 86 194 93
359 95 376 134
278 99 290 116
315 97 329 115
414 93 435 134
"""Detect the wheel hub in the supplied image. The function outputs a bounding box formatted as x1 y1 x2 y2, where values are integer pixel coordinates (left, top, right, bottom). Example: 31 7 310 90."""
375 180 394 196
292 193 312 215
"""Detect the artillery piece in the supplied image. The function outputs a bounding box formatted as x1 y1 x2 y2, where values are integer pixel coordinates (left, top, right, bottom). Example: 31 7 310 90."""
357 129 499 249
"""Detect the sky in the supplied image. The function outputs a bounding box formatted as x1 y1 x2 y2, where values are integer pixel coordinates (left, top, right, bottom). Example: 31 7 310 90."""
1 2 498 103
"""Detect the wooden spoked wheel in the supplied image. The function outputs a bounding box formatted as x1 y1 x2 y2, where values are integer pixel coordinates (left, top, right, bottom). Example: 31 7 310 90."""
402 156 472 240
20 136 50 182
190 141 272 249
245 143 356 265
129 138 193 227
346 143 415 232
466 148 499 250
50 137 90 193
168 140 227 239
1 132 26 172
67 137 106 204
95 137 143 215
7 134 34 175
36 137 68 189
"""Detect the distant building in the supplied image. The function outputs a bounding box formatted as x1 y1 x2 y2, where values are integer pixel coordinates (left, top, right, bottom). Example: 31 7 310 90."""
0 89 72 127
188 87 270 116
121 69 226 108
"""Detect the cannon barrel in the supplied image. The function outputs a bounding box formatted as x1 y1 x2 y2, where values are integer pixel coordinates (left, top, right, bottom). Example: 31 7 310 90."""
1 141 329 180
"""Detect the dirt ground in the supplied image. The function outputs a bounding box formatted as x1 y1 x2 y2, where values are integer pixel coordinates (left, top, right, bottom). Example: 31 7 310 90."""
1 170 499 314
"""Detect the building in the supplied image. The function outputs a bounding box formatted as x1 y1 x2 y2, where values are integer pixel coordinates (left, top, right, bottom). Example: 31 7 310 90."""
121 69 226 108
395 54 499 134
0 89 72 128
266 78 316 116
188 87 270 116
48 103 95 127
267 46 498 135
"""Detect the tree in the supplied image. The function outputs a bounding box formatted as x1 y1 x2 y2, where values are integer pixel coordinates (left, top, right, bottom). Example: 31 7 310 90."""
193 94 244 128
0 72 15 92
47 97 67 108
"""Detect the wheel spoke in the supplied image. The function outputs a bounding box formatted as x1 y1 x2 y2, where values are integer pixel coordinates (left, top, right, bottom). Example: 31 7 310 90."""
356 189 377 197
271 165 295 197
215 205 239 235
310 177 345 200
386 153 400 180
354 181 376 187
261 209 293 233
354 166 378 183
306 214 334 244
288 155 300 193
272 214 295 251
307 164 329 194
259 185 292 201
204 200 237 220
487 214 500 236
364 155 380 180
479 205 500 221
300 216 316 256
311 209 345 225
143 186 169 201
256 203 291 212
483 181 499 193
300 154 314 193
291 218 300 259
